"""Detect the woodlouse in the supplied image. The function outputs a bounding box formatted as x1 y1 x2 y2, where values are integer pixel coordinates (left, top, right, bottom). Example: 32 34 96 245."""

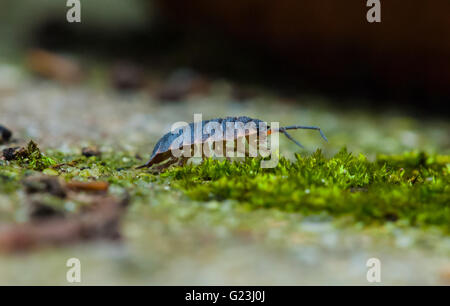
137 116 327 171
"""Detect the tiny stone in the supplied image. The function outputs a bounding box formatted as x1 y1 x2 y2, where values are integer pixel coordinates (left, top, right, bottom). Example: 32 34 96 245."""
0 125 12 143
82 146 101 157
2 147 19 160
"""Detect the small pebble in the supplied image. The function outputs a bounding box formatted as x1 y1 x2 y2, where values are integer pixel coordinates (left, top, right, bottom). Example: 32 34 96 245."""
110 61 144 91
82 146 101 157
0 125 12 144
2 147 19 160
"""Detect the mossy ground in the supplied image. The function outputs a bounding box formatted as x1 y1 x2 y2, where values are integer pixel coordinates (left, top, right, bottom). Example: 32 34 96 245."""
1 144 449 233
163 150 450 232
0 78 449 284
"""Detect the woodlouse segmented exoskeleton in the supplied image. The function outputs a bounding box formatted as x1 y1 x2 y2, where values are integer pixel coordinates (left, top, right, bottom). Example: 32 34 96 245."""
137 116 327 171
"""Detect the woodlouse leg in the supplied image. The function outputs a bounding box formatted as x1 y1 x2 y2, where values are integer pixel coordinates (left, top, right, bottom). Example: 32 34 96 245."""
235 137 247 158
220 141 232 161
202 141 213 159
225 145 235 162
177 157 189 167
153 156 179 173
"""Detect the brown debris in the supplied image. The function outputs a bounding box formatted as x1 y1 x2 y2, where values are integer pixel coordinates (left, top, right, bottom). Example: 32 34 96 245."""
28 202 65 221
81 146 101 158
50 160 79 169
2 147 20 161
66 181 109 193
0 195 128 253
26 49 83 84
23 175 67 198
22 175 109 196
439 265 450 284
1 141 48 171
156 69 210 101
2 140 41 161
110 61 145 91
0 136 123 253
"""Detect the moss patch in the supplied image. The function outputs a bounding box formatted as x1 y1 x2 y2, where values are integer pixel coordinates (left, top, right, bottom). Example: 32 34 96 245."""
163 149 450 232
1 144 449 233
12 141 57 171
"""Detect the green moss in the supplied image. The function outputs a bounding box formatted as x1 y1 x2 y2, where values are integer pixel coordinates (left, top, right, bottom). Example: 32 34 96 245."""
2 145 449 232
162 149 450 232
0 168 22 194
0 141 60 194
15 141 57 171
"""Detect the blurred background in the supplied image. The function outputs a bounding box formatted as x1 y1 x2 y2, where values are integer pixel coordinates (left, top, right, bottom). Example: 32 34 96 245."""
1 0 448 154
1 0 450 111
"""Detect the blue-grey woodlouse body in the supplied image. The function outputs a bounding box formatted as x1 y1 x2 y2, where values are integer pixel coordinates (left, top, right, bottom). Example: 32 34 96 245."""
137 116 327 170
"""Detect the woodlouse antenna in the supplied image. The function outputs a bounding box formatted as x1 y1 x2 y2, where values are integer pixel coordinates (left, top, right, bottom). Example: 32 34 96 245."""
280 130 305 148
281 125 328 142
275 125 328 149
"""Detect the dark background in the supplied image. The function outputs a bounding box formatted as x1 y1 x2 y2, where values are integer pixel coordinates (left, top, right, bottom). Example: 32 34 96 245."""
2 0 449 114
